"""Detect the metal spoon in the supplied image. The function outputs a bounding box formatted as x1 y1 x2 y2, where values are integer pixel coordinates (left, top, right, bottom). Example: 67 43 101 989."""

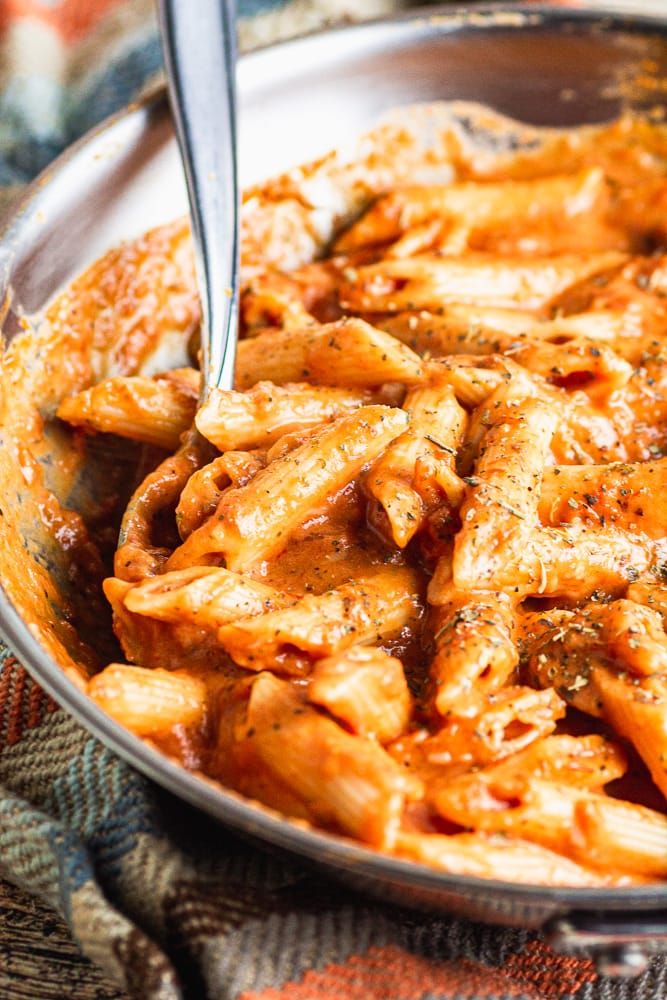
158 0 239 396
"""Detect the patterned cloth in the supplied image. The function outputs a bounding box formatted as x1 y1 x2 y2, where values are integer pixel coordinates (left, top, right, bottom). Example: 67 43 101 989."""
1 2 667 999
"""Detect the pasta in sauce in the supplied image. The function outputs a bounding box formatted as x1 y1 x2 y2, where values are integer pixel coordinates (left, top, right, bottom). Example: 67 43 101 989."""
51 106 667 887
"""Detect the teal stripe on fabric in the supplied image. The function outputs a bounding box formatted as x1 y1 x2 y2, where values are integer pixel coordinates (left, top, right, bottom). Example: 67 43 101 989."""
65 36 162 142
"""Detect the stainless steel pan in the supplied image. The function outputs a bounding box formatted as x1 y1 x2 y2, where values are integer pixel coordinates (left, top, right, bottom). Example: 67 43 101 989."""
1 2 667 976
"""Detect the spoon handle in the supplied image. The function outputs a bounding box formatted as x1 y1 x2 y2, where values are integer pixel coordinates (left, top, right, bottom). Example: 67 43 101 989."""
158 0 239 394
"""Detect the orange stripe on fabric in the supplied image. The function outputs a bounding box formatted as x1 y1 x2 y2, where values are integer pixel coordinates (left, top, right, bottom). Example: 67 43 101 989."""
0 0 125 44
502 939 597 997
5 660 26 746
27 677 46 729
240 943 540 1000
0 657 15 743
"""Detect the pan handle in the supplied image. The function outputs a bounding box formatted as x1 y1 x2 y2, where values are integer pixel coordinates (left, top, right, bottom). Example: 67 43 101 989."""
545 909 667 977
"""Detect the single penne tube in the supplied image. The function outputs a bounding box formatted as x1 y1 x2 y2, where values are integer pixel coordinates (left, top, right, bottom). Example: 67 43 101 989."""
57 371 198 450
427 586 519 717
308 645 412 744
218 566 421 674
480 733 628 792
377 305 537 356
196 381 374 451
501 339 631 395
167 405 409 573
522 599 667 678
418 686 565 766
627 580 667 620
575 796 667 879
453 397 558 592
427 361 506 408
457 362 546 466
433 774 667 878
528 523 657 601
383 308 627 362
123 565 293 627
334 168 607 252
235 317 423 390
115 428 213 581
175 451 266 539
88 663 207 736
241 672 417 847
539 309 631 345
366 383 467 547
393 831 611 887
539 457 667 538
339 252 626 313
592 668 667 802
398 731 627 795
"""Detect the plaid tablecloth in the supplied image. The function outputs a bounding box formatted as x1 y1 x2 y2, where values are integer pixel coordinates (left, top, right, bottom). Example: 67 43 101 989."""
1 2 667 999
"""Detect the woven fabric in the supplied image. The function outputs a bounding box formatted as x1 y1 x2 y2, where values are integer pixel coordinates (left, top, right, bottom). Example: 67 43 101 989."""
0 2 666 999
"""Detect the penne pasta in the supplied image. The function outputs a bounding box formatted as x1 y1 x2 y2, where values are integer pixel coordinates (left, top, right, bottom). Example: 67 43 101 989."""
238 672 417 847
436 355 625 466
480 734 628 792
501 339 631 396
453 396 558 592
394 832 613 887
88 663 207 736
524 612 667 797
47 109 667 886
196 381 374 451
378 308 628 368
335 168 608 254
115 428 214 581
425 359 507 409
217 566 421 674
103 576 231 670
522 598 667 679
576 796 667 878
540 457 667 537
415 686 565 766
123 565 293 627
365 382 467 546
339 252 626 314
175 451 266 539
235 317 423 390
593 669 667 802
427 584 519 717
433 774 667 878
167 405 409 572
57 370 199 450
308 645 412 743
524 523 657 601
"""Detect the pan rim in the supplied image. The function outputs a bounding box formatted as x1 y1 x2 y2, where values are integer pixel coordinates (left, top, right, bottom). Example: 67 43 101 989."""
2 0 667 913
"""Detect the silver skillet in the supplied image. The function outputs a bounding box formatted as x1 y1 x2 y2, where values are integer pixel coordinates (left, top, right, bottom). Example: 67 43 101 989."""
1 2 667 976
